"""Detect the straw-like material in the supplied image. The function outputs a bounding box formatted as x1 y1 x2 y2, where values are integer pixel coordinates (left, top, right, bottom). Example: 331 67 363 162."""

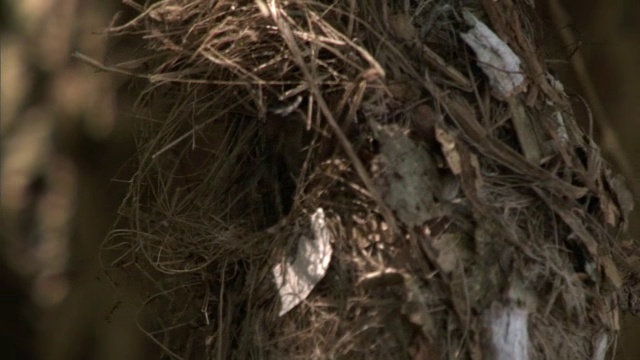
100 1 639 358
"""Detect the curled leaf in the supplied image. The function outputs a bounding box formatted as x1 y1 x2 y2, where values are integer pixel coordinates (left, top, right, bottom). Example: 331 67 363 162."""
273 208 333 316
460 11 527 100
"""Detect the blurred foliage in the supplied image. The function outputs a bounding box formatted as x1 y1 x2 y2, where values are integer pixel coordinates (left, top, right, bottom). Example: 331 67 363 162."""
0 0 151 358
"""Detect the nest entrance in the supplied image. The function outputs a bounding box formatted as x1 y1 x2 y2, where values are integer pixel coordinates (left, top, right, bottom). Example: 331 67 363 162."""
99 0 640 359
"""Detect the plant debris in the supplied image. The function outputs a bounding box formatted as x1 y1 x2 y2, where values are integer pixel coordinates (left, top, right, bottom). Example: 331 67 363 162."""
273 208 333 316
97 0 640 359
460 10 527 100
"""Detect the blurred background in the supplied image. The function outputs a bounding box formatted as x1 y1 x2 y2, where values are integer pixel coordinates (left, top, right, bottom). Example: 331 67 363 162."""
0 0 638 359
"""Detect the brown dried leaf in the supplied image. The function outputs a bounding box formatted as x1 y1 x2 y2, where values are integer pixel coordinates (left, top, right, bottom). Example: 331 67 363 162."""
600 255 623 289
389 13 416 42
468 152 484 191
411 104 439 147
402 273 436 339
595 297 620 331
437 128 484 205
435 125 461 175
449 269 470 326
611 174 635 229
431 233 471 274
388 82 420 103
600 192 620 228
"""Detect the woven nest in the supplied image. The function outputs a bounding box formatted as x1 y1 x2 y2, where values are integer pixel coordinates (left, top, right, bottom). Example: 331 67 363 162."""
100 0 640 359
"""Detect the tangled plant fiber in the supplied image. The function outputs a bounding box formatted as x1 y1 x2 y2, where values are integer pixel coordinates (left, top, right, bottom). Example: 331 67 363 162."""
98 0 640 359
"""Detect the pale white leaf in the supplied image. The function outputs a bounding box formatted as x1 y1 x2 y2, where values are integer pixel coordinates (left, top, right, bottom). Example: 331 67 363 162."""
273 208 333 316
460 11 526 99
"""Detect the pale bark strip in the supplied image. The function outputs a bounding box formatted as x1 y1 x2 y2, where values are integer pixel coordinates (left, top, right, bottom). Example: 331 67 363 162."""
484 303 529 360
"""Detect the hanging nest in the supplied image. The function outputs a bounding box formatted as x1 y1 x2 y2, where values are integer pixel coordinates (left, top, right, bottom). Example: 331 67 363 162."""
99 0 640 359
